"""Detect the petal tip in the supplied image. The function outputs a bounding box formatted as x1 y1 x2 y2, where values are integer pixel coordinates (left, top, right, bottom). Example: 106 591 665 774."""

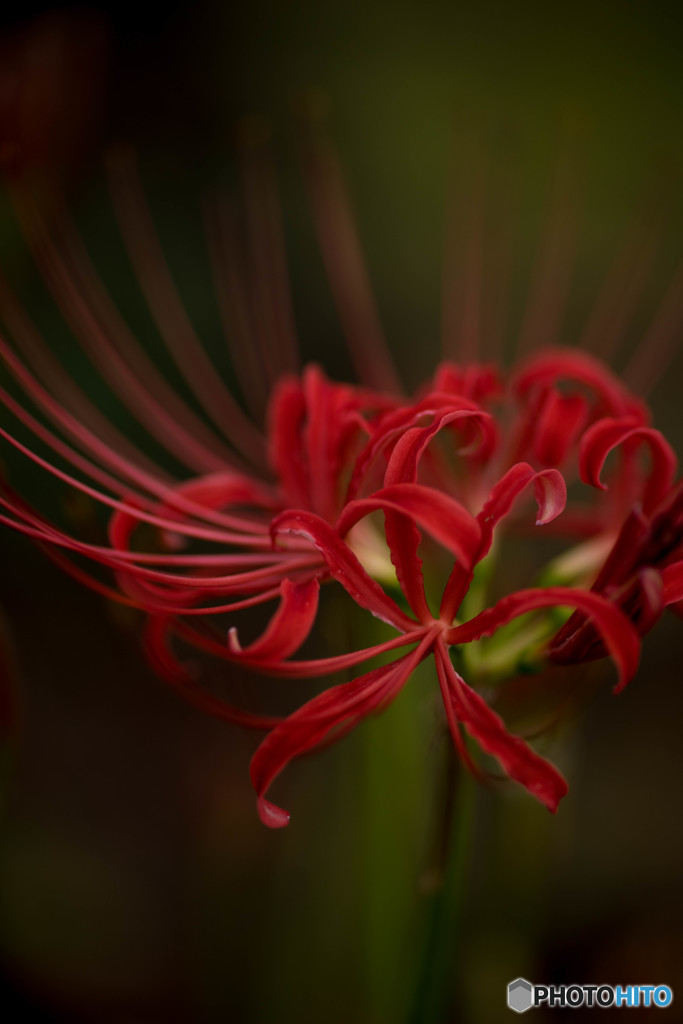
258 799 291 829
537 779 569 814
227 626 242 654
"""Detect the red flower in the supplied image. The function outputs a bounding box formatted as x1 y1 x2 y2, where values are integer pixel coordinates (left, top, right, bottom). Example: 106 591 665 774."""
148 351 680 826
551 422 683 663
240 415 645 826
1 135 682 827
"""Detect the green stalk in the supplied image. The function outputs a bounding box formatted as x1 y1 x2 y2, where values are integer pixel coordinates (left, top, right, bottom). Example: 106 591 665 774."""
360 669 429 1024
407 750 476 1024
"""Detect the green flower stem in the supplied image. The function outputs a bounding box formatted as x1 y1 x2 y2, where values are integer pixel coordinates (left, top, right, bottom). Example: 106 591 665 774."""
407 748 476 1024
360 671 429 1024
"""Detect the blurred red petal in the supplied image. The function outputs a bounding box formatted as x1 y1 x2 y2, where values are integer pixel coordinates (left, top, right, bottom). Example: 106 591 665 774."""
532 389 589 467
579 417 677 513
513 347 647 420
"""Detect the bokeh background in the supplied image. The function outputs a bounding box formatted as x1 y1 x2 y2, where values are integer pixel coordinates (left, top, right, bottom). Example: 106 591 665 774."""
0 1 682 1021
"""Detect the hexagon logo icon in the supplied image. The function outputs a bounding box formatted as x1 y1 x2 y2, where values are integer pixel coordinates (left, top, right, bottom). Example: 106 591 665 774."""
508 978 533 1013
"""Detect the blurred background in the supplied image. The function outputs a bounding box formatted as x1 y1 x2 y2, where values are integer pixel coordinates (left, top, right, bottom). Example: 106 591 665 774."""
0 1 682 1021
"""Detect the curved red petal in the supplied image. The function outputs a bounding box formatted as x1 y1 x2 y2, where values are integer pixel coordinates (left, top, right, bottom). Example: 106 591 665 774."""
433 362 503 404
271 510 414 630
587 508 649 592
383 508 430 621
383 409 495 485
228 578 320 662
346 391 484 500
552 568 664 664
250 643 427 827
446 585 640 693
435 644 568 812
512 347 647 420
378 412 492 621
477 462 567 555
381 425 438 622
337 484 481 570
439 465 566 623
579 418 678 513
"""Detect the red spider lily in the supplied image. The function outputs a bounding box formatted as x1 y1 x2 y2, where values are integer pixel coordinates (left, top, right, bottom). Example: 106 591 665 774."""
1 128 682 827
551 425 683 663
145 356 683 827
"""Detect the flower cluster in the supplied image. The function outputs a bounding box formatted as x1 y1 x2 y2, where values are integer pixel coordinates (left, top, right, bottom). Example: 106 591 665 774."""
1 145 682 827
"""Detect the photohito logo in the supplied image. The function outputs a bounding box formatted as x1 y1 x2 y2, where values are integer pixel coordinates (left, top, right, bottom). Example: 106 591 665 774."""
507 979 674 1012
